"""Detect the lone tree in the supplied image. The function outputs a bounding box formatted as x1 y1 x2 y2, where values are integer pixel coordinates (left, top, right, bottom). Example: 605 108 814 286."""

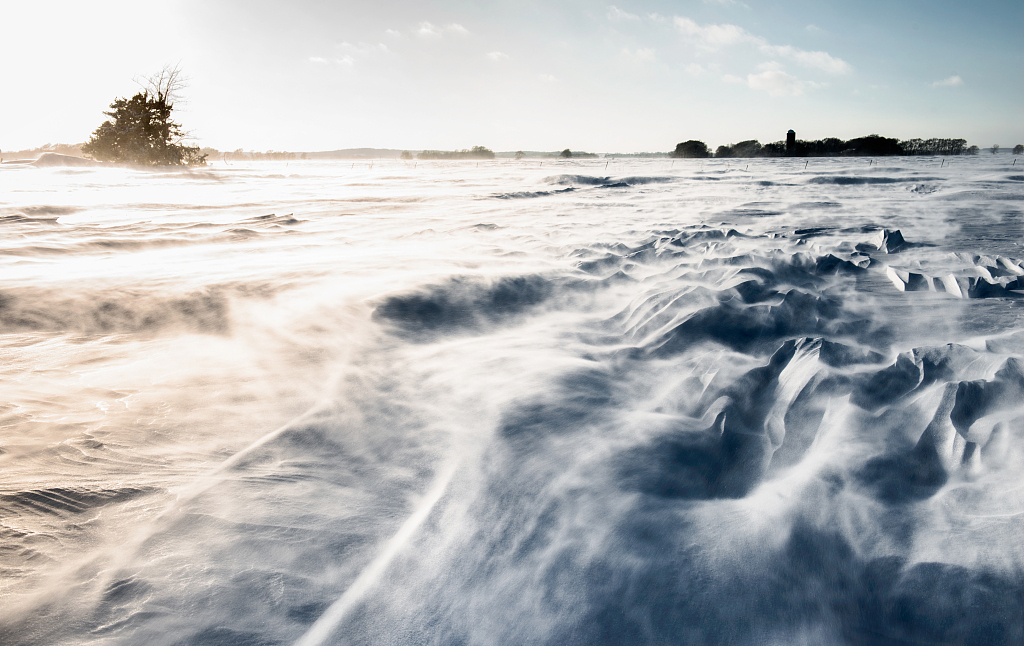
671 140 710 158
991 144 1001 155
1014 144 1024 155
560 149 572 158
82 66 205 166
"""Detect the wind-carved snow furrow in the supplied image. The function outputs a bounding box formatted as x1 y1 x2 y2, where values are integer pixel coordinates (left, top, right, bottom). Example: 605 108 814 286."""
292 461 457 646
0 402 331 629
861 228 1024 299
885 257 1024 299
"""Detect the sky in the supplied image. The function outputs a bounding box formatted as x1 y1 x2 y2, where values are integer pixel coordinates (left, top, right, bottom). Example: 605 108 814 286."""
2 0 1021 153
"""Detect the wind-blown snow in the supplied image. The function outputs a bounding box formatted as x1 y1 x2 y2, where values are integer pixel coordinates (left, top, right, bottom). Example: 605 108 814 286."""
2 156 1023 645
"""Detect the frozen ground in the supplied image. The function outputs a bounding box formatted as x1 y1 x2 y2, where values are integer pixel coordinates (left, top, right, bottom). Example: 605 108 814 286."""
2 155 1024 645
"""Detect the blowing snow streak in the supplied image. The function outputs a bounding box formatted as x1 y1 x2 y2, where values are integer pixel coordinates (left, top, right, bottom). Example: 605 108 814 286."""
1 157 1024 645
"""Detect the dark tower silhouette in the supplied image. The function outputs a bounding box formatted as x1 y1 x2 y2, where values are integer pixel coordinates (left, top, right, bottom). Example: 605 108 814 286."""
786 130 796 155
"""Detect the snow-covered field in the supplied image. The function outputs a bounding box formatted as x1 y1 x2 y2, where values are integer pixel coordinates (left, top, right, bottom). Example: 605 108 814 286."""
2 156 1024 645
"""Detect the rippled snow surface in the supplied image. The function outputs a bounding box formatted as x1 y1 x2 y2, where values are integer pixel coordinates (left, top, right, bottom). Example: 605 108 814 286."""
3 157 1024 645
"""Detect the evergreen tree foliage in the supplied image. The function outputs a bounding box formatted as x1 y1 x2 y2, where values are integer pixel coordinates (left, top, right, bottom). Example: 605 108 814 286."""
82 71 205 166
715 140 763 158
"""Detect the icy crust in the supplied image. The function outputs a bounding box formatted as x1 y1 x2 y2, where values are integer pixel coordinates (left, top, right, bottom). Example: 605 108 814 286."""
5 159 1024 646
885 252 1024 298
363 224 1024 645
374 225 1024 506
614 337 1023 502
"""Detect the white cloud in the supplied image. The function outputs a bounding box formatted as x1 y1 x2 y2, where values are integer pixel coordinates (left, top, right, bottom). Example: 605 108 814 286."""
539 73 557 83
674 16 753 49
487 51 509 61
334 42 392 64
746 69 805 96
622 47 657 62
340 42 392 56
685 63 708 76
721 73 744 84
385 29 402 38
806 24 822 32
759 44 851 74
414 21 468 38
310 55 354 66
674 16 852 74
607 5 640 21
932 75 963 87
417 22 442 38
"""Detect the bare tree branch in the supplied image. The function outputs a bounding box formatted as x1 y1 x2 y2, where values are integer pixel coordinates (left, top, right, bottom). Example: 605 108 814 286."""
135 63 188 105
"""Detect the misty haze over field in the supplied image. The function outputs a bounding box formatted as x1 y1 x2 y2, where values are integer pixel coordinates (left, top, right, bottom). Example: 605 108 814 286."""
3 155 1024 645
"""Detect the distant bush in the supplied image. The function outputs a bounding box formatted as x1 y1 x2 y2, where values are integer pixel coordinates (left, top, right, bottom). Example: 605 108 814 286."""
844 135 903 156
560 149 572 158
1014 144 1024 155
715 140 763 158
671 140 711 158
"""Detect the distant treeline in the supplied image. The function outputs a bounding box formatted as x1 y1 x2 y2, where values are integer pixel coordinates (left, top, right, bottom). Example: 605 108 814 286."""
1 143 85 160
0 144 306 163
412 146 496 160
605 152 672 158
8 139 1016 164
214 149 302 161
672 135 985 159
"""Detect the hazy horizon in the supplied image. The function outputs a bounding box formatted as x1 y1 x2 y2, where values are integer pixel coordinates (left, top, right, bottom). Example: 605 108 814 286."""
2 0 1021 153
7 142 1024 158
